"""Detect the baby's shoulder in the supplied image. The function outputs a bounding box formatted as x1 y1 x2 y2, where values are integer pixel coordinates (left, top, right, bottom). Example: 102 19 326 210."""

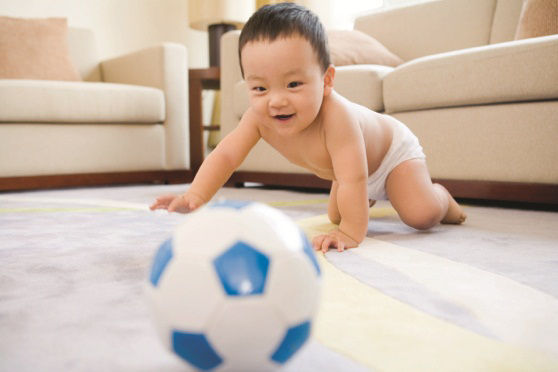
321 93 357 126
322 91 379 130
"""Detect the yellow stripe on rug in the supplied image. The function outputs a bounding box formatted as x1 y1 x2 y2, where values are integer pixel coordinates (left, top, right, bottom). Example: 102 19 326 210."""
267 198 329 207
298 214 558 372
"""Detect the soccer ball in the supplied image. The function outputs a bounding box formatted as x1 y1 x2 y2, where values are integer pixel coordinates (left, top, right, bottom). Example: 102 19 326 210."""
146 200 322 371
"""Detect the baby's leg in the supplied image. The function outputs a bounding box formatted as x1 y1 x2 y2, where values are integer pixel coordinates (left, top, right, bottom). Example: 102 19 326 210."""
385 159 466 230
328 180 341 225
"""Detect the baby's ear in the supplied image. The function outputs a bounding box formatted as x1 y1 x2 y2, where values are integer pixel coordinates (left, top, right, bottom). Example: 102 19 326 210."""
323 65 335 96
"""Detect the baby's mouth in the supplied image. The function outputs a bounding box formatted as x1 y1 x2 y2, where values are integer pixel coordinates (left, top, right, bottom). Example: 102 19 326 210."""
274 114 295 121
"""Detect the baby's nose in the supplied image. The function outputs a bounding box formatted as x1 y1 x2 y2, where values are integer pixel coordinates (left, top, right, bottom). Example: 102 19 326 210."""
269 92 288 108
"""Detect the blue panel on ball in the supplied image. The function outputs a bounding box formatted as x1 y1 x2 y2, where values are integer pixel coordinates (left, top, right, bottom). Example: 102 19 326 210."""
300 231 321 276
270 320 312 364
172 331 223 370
149 238 173 287
213 241 269 296
208 200 252 210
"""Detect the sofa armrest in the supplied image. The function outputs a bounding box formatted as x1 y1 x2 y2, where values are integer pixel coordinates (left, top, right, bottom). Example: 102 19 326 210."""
354 0 496 61
101 43 189 170
384 34 558 113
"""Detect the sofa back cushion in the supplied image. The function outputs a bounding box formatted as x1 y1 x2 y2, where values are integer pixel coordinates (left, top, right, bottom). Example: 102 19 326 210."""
489 0 525 44
68 27 102 82
354 0 497 61
328 30 404 67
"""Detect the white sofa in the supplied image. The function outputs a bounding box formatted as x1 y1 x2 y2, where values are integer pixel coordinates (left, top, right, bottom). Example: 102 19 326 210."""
0 28 190 190
220 0 558 204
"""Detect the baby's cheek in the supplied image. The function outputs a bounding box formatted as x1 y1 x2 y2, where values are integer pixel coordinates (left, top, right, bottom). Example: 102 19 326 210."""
251 100 268 115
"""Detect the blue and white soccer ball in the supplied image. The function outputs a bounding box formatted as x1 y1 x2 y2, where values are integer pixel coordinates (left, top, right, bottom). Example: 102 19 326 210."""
146 200 322 371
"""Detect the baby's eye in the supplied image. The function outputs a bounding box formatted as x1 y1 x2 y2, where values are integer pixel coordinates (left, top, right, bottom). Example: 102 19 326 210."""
288 81 302 88
252 86 266 92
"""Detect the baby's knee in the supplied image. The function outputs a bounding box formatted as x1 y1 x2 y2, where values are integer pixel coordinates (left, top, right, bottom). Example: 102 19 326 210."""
401 206 443 231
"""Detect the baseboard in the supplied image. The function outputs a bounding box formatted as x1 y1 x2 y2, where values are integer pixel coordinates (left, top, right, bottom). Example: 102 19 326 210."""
0 170 193 192
227 171 558 205
227 171 331 190
434 179 558 205
3 170 556 206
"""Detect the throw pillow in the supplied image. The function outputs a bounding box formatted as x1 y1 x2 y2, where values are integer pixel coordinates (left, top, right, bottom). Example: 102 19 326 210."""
515 0 558 40
0 16 81 81
327 29 404 67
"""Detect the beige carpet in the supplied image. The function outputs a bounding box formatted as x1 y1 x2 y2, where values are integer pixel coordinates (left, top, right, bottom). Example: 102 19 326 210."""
1 184 557 371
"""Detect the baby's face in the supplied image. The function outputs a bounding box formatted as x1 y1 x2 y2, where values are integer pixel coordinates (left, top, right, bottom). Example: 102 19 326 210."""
241 35 330 136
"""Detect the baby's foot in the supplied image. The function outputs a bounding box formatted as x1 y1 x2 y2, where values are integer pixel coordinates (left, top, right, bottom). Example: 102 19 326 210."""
442 196 467 224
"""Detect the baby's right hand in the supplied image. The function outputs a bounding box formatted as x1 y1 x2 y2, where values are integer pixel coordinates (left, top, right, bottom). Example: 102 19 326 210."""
149 193 204 213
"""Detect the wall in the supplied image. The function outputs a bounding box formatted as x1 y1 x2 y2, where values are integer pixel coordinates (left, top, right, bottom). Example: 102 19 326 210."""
0 0 208 67
0 0 434 66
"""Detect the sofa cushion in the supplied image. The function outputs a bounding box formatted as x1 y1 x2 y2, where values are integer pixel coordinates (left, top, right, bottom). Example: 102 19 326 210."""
515 0 558 40
328 30 403 67
68 28 102 82
0 80 165 123
383 34 558 113
0 123 166 177
0 16 81 81
489 0 524 44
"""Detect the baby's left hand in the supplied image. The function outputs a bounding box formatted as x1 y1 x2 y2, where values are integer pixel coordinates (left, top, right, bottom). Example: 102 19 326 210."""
312 229 359 253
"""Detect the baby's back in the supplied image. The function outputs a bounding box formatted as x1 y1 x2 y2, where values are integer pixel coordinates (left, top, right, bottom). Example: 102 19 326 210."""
335 92 394 176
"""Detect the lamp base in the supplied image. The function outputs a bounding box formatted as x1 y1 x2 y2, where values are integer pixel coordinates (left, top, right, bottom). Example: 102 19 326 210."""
208 23 236 67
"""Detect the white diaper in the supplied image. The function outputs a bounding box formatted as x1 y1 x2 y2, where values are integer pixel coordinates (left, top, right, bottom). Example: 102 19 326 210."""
367 119 425 201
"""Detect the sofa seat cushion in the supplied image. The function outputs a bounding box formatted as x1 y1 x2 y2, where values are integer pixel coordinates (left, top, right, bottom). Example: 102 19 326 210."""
232 64 392 119
0 79 165 123
384 34 558 113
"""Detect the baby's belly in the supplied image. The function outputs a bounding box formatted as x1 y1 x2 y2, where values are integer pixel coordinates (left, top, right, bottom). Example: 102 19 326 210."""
312 168 335 181
285 156 334 181
301 163 335 181
273 143 334 180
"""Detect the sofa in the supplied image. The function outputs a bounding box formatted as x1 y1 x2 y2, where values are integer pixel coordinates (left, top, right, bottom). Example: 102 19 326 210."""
0 26 190 191
220 0 558 204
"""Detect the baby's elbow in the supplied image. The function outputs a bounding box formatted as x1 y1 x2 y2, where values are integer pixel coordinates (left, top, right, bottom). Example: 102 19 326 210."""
328 212 341 225
355 231 366 245
209 146 240 171
355 221 368 244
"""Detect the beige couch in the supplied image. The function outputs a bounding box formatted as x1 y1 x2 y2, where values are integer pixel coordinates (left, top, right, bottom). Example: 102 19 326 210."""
220 0 558 204
0 28 190 190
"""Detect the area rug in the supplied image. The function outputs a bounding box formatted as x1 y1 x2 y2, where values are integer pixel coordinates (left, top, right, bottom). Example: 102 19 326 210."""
1 184 557 371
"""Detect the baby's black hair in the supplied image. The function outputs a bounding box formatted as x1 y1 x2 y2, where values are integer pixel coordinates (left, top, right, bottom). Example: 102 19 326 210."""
238 3 330 77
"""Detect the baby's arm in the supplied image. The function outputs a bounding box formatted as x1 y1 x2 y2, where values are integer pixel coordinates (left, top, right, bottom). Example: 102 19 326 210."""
314 113 369 252
150 110 261 212
327 180 341 225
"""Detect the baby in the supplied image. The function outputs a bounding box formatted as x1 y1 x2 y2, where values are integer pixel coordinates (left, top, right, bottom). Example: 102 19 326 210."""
151 3 466 252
